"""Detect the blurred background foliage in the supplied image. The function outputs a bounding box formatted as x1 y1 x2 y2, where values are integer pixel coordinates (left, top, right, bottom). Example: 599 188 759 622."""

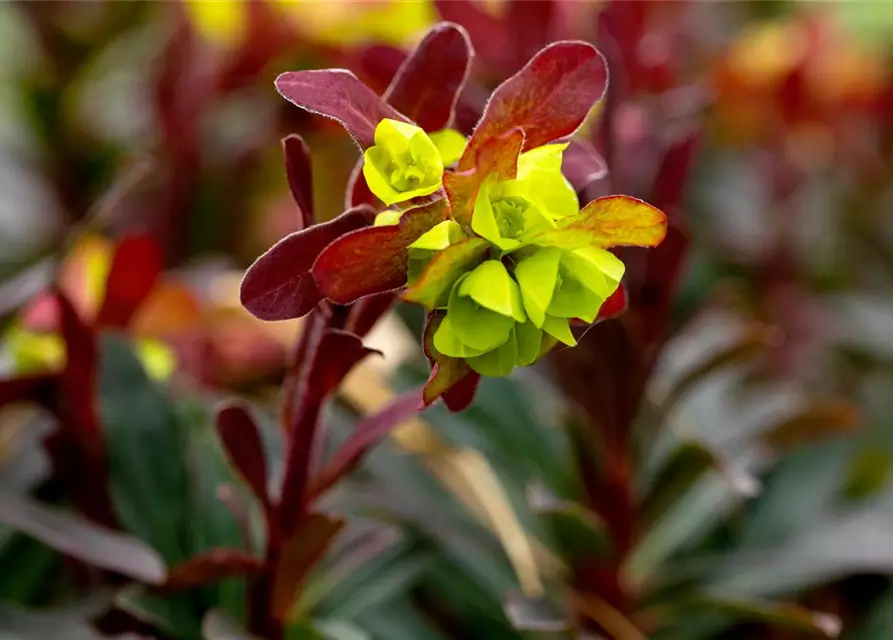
1 1 893 639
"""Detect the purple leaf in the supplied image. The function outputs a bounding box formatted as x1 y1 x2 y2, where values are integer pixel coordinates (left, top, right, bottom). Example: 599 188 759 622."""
307 388 424 503
165 548 265 589
383 22 474 131
216 403 272 514
282 135 314 230
313 197 450 304
240 205 376 321
275 70 409 149
0 490 166 584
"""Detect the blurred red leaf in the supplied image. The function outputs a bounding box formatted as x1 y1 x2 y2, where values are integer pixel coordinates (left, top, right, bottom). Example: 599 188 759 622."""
383 22 473 131
650 129 701 214
597 285 628 321
346 293 396 338
313 198 450 305
275 70 409 149
240 205 376 321
57 292 101 448
282 135 314 230
562 140 608 192
434 0 505 73
165 548 265 590
503 0 557 74
421 312 480 409
271 513 344 622
459 41 608 170
95 235 162 329
444 127 524 225
307 388 424 503
216 403 272 514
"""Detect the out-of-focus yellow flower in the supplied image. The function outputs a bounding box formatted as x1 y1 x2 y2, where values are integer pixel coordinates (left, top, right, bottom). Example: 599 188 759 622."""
275 0 435 47
727 21 806 89
184 0 435 49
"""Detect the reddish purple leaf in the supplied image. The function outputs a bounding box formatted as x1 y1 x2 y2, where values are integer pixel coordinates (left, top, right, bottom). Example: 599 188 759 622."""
651 128 701 214
313 198 450 305
165 548 265 589
383 22 473 131
562 139 608 192
95 235 162 329
350 44 407 95
598 284 628 321
282 135 314 230
279 330 379 536
272 513 345 621
346 293 396 337
421 312 480 409
216 403 271 513
306 388 424 503
444 128 524 225
460 41 608 170
434 0 505 72
442 371 481 412
504 0 557 74
275 70 409 149
345 158 382 209
240 205 376 321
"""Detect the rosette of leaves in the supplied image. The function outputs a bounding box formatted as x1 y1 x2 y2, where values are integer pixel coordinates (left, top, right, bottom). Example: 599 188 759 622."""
240 21 667 411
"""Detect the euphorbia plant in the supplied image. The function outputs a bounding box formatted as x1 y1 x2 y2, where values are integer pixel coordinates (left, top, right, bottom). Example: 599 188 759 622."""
241 21 668 409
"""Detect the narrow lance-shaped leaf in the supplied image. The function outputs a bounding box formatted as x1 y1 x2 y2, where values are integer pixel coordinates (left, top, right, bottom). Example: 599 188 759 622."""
313 198 451 305
240 205 375 321
164 548 265 590
306 388 425 504
0 489 166 584
96 235 162 329
275 70 408 149
459 41 608 170
282 134 314 230
216 403 273 520
383 22 474 131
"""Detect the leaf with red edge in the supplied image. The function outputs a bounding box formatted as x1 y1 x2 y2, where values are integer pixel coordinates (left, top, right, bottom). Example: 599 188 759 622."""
272 513 345 621
459 41 608 170
306 388 424 503
282 135 314 230
164 548 265 589
533 195 667 249
383 22 473 131
313 198 451 305
345 158 382 209
275 70 408 149
562 140 608 193
444 128 524 225
216 403 271 514
279 329 380 536
421 312 480 408
402 237 490 310
95 235 162 329
240 205 375 321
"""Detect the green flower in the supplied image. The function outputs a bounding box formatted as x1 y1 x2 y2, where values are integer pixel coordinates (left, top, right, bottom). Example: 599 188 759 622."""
471 144 578 252
363 119 465 206
514 245 624 346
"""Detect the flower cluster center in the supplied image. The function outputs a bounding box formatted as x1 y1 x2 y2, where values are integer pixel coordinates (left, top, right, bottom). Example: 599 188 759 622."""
492 196 529 239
